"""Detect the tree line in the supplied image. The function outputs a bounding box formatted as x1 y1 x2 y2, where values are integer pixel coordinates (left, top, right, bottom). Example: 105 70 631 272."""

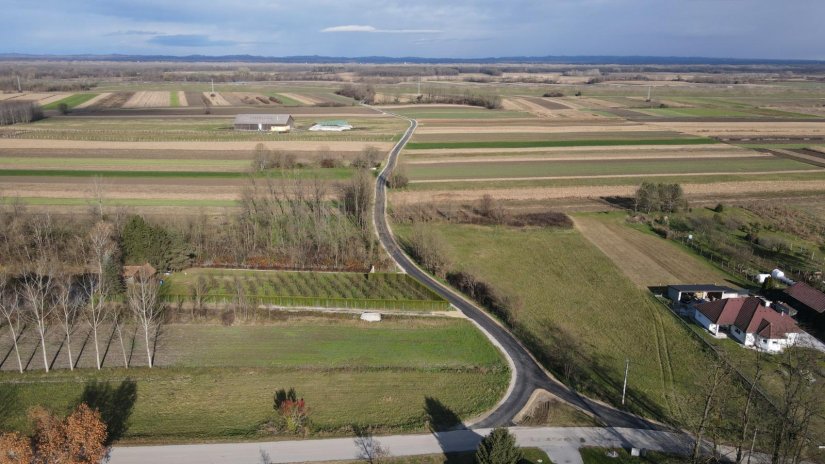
0 101 43 125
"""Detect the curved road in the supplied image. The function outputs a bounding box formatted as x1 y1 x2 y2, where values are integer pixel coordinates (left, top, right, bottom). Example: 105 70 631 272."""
372 114 666 431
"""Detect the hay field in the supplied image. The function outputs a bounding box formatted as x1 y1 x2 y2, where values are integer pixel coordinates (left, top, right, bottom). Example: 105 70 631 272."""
574 213 737 287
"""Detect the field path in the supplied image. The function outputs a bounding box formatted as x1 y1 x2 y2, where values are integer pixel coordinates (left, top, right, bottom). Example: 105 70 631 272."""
573 215 734 288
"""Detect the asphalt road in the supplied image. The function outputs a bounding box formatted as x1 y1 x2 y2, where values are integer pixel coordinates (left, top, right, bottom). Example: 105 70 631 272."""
372 113 666 430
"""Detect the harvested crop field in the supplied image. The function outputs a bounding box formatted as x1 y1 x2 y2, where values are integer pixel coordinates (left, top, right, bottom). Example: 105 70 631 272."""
278 92 321 105
74 92 111 109
404 148 772 164
414 123 657 134
93 92 134 108
175 91 188 106
202 91 231 106
0 138 392 152
574 213 736 287
123 91 170 108
647 120 825 138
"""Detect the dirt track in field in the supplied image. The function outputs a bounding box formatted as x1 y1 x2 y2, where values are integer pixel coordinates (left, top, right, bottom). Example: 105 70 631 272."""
391 179 825 203
0 139 391 152
123 91 170 108
75 93 112 109
574 215 734 288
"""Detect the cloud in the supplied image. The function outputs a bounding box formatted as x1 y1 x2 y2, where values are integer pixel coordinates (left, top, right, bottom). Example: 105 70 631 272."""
105 30 159 36
147 34 236 47
321 25 440 34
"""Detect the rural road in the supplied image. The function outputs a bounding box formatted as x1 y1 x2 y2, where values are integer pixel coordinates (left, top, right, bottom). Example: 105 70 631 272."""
372 111 665 430
111 426 744 464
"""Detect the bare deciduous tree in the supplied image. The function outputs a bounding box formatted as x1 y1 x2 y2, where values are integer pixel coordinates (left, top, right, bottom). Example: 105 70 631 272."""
81 222 117 370
127 268 163 368
354 427 390 464
54 273 80 371
0 275 24 373
19 264 56 373
691 361 730 463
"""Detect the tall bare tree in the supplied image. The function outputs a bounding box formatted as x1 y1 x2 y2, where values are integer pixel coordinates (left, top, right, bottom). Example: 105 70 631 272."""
19 263 56 373
0 275 24 373
736 349 765 463
127 268 163 368
81 222 117 370
54 273 80 371
691 361 730 463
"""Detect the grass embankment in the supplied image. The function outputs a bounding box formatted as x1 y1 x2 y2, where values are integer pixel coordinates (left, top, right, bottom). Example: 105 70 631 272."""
0 316 507 442
405 138 716 150
42 93 98 110
163 268 450 312
394 223 728 422
404 158 813 181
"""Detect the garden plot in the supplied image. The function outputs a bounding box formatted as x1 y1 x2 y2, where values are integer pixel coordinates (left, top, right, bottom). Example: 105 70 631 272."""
222 92 280 106
123 91 170 108
94 92 134 108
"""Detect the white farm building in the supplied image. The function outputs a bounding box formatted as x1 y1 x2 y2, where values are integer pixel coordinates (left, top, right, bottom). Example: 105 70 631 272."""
234 114 294 132
693 297 800 353
309 120 352 132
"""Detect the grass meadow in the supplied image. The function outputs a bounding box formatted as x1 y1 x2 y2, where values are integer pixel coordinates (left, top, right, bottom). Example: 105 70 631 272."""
0 316 507 442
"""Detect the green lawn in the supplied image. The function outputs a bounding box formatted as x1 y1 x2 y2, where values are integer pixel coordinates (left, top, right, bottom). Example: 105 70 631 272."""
394 223 731 423
41 93 98 110
404 157 814 181
163 268 450 311
0 317 507 441
405 138 716 150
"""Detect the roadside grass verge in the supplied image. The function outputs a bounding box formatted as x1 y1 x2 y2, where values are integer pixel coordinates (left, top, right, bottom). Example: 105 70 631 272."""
404 157 814 181
405 138 716 150
42 93 98 110
163 269 450 312
0 317 508 441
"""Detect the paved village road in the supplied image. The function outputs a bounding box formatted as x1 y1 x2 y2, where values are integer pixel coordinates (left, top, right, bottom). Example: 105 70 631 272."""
371 112 665 430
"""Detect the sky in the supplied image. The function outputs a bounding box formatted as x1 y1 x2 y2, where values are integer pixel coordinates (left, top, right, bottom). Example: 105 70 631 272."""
2 0 824 60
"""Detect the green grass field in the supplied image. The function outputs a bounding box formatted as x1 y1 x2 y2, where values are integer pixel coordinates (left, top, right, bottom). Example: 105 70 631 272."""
394 223 731 423
0 316 507 441
163 268 450 311
41 93 98 110
405 138 716 150
404 157 814 181
169 91 180 107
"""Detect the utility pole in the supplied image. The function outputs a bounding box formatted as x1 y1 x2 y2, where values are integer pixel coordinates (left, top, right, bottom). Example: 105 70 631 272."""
417 77 421 96
16 75 22 93
646 85 652 102
211 79 214 94
621 358 629 405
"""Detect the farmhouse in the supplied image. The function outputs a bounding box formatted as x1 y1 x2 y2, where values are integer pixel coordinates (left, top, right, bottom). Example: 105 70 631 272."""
780 282 825 334
234 114 294 132
122 262 157 284
309 120 353 132
693 297 800 353
667 284 741 305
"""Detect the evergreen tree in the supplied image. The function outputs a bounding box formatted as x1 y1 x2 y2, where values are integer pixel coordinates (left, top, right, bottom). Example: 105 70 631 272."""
475 428 522 464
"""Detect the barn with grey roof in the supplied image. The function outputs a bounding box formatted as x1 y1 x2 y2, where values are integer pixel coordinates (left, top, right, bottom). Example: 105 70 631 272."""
233 114 294 132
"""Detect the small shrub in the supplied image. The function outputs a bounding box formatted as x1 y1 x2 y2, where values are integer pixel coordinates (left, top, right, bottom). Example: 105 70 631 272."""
220 310 235 326
542 91 564 98
319 157 342 168
714 203 725 213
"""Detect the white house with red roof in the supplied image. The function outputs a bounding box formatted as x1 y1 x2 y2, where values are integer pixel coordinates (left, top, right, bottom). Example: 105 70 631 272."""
694 297 800 353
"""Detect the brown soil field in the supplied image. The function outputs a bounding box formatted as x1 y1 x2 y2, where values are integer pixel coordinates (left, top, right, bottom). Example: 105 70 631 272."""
185 91 206 107
95 92 134 109
409 169 820 184
391 180 825 204
404 143 732 156
0 147 367 160
414 123 659 134
522 97 572 110
123 91 171 108
574 215 734 288
202 92 231 106
177 91 188 107
279 92 322 105
647 121 825 138
74 93 112 109
0 139 392 152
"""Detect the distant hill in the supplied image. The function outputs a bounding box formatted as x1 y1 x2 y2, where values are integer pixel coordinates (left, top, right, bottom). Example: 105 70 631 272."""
0 53 823 66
